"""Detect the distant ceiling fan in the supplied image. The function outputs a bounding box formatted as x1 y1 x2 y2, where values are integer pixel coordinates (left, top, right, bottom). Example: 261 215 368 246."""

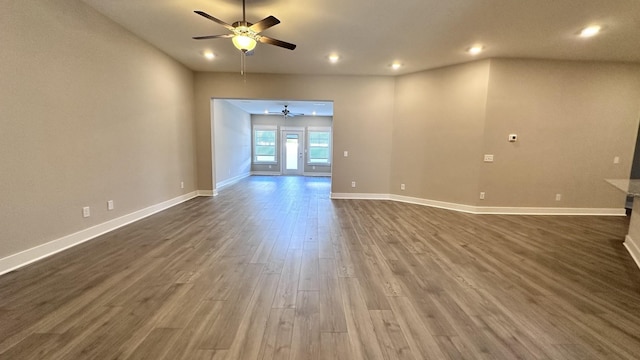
193 0 296 73
269 105 304 118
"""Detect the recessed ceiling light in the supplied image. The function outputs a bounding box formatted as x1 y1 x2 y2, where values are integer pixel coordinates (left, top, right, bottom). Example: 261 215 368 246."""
580 25 601 38
328 54 340 63
391 62 402 70
467 45 483 55
203 51 215 60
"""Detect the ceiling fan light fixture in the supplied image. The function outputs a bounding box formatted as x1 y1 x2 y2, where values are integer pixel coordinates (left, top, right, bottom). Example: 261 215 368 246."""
232 35 257 51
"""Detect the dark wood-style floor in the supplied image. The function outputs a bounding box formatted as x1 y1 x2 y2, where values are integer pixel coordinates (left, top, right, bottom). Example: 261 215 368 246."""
1 176 640 359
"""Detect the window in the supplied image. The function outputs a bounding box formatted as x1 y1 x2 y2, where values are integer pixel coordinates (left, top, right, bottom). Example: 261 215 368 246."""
307 127 331 164
253 126 277 163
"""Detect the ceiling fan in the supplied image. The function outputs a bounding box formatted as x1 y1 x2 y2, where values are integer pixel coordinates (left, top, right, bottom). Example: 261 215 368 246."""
269 105 304 118
192 0 296 58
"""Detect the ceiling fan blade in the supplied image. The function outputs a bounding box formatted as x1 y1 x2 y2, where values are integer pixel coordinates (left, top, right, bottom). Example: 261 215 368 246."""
194 10 235 31
259 36 296 50
192 34 234 40
249 16 280 33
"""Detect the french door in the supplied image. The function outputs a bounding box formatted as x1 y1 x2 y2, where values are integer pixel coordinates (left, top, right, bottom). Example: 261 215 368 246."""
282 130 304 175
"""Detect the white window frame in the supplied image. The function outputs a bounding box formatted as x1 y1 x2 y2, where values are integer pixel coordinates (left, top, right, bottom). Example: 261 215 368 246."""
253 125 278 164
306 126 332 165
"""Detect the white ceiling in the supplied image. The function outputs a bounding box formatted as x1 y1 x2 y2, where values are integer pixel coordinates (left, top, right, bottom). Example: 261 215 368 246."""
224 99 333 116
81 0 640 76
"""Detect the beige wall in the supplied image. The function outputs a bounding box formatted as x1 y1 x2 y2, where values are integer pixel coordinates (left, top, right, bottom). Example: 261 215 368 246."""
0 0 196 258
213 100 251 187
390 60 491 204
389 58 640 209
194 73 396 194
480 59 640 208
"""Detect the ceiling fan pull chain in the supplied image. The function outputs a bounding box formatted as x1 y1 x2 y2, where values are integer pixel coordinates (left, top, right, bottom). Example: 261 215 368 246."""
241 51 245 76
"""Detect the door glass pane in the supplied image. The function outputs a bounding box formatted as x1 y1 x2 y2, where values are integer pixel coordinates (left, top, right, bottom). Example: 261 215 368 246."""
285 134 299 170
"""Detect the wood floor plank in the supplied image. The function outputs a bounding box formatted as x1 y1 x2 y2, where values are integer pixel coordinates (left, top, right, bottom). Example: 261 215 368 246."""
299 243 320 291
198 263 264 350
226 273 280 360
0 333 60 360
318 259 348 333
125 328 180 360
273 249 303 309
349 249 391 310
387 296 448 360
1 176 639 360
161 300 225 360
319 332 353 360
339 277 386 360
115 283 195 359
257 308 295 360
290 291 321 360
369 310 415 360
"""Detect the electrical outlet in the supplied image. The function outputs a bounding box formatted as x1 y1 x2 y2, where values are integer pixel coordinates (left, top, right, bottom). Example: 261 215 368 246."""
483 154 494 162
180 181 184 189
401 184 405 190
344 151 349 157
555 193 562 201
480 192 485 200
351 181 356 188
107 200 114 210
614 156 620 164
82 206 91 218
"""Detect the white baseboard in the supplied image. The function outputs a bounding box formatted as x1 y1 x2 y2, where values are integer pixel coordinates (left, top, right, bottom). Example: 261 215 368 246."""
197 190 216 197
330 192 625 216
251 172 330 177
0 191 201 276
625 235 640 270
472 206 625 216
390 194 478 213
330 193 391 200
216 172 250 189
251 171 281 176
